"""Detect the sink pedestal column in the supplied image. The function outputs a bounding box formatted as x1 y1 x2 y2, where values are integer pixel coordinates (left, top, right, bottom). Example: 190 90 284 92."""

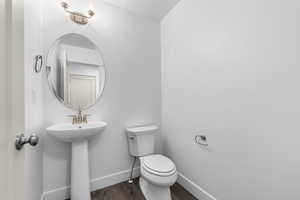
71 140 91 200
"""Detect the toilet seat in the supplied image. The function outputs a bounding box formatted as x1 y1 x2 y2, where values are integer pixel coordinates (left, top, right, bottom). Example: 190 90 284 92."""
141 155 176 177
140 154 177 187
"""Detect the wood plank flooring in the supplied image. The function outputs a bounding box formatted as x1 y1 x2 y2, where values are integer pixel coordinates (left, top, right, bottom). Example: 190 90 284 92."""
90 178 198 200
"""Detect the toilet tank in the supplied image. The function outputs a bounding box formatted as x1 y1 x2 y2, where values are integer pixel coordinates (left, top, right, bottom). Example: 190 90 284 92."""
126 125 158 157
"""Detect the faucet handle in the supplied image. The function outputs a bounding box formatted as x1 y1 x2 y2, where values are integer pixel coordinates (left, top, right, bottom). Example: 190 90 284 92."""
82 114 91 123
67 115 78 124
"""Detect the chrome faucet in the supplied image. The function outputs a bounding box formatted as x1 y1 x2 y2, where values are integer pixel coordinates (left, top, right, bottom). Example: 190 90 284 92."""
69 109 89 124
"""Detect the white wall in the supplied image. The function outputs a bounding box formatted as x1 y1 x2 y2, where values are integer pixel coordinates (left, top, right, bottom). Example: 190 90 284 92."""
42 0 161 197
161 0 300 199
24 0 44 200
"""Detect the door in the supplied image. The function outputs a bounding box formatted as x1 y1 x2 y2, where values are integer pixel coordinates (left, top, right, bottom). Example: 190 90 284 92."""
0 0 9 197
1 0 39 200
0 0 25 199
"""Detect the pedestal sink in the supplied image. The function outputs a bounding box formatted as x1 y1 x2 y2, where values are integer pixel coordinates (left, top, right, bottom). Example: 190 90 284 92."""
47 122 107 200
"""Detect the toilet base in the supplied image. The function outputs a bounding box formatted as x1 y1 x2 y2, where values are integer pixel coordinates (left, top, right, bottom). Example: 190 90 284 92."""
139 177 172 200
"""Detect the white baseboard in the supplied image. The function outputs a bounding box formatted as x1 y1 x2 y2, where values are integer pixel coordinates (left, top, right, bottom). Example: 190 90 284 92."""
43 167 140 200
177 172 217 200
42 168 216 200
90 167 140 191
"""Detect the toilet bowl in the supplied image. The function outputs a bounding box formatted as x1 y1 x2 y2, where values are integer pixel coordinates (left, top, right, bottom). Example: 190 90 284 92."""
139 154 177 200
126 125 177 200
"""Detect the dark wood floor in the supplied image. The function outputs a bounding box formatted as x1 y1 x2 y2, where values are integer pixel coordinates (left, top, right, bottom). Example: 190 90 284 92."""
90 178 198 200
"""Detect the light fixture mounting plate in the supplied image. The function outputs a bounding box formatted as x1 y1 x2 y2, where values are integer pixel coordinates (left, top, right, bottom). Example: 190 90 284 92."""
70 12 89 25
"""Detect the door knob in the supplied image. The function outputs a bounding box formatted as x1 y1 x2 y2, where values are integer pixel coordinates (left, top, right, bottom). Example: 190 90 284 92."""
15 133 39 150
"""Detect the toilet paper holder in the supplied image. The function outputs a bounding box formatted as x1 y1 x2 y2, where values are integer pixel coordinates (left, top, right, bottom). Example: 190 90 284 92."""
194 135 208 146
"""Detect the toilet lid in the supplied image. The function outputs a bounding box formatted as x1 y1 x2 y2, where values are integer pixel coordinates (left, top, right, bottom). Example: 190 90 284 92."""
142 155 175 174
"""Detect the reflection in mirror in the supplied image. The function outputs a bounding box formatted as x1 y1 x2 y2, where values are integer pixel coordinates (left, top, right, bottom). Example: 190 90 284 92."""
46 33 106 110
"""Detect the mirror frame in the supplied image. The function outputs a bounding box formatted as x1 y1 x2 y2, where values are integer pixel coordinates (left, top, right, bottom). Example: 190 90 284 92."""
45 33 107 111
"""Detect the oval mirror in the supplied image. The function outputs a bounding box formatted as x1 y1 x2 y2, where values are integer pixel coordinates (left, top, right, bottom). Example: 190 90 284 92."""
46 33 106 111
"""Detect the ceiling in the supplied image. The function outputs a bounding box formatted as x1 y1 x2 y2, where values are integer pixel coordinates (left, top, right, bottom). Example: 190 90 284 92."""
103 0 181 21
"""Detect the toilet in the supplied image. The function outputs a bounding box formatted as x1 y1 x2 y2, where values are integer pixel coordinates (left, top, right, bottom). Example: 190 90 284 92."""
126 125 177 200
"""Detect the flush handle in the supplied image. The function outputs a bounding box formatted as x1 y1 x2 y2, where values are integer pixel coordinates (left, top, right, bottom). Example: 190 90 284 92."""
15 133 39 150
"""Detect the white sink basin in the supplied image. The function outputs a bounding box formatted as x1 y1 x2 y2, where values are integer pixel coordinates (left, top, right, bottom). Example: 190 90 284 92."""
47 122 107 142
46 121 107 200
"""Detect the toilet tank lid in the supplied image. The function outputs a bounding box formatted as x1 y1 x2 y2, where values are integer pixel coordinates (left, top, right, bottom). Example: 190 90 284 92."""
126 125 159 135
